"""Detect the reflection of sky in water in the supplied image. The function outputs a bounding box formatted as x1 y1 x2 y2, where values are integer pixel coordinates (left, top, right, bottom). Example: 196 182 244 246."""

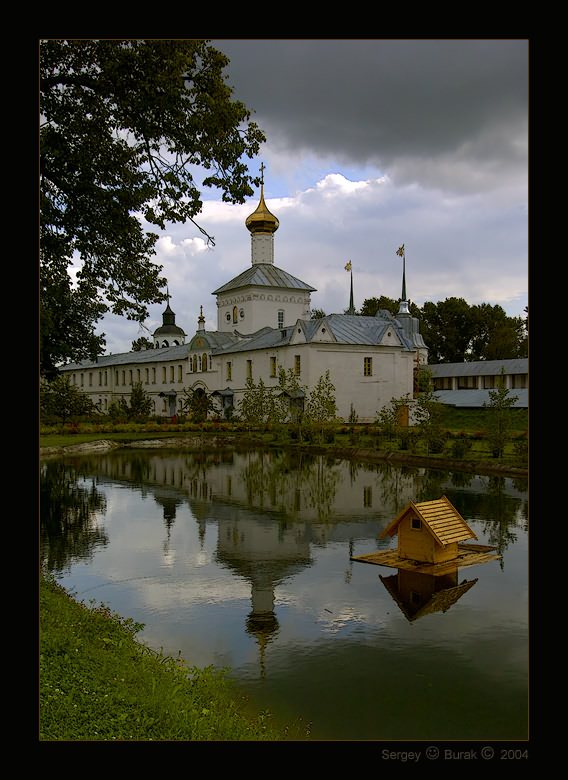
43 453 528 740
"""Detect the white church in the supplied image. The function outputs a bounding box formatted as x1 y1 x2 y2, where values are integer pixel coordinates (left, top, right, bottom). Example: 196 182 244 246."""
59 175 428 422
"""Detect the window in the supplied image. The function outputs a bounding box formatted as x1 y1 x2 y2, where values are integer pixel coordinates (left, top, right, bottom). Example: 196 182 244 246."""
178 365 183 382
270 356 277 377
364 357 373 376
136 369 141 383
145 368 149 384
226 362 232 381
233 306 238 324
294 355 301 376
247 360 252 379
278 310 284 329
162 367 167 383
410 516 422 531
152 367 156 384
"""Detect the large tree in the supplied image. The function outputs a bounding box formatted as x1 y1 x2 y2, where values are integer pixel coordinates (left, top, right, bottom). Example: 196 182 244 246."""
40 39 265 377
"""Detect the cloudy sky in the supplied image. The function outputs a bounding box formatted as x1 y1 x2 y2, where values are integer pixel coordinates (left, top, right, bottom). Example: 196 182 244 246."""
98 39 529 355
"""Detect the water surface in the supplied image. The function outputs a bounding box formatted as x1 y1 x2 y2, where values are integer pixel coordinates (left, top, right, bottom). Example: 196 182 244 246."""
40 448 528 741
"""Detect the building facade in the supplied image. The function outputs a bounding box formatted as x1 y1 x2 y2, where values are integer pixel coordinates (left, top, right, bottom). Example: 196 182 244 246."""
59 177 429 422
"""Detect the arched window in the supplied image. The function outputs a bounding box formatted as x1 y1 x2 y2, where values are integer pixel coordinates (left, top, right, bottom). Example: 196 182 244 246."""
233 306 238 324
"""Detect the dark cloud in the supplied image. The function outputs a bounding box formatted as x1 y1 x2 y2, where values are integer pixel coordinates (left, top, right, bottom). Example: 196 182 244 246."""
217 39 528 183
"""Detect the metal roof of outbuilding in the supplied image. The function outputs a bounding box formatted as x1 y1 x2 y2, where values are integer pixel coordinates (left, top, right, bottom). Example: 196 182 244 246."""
429 359 528 377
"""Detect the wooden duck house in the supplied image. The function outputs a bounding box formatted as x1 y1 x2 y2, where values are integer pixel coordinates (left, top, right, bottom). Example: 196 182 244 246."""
351 496 500 574
380 496 476 564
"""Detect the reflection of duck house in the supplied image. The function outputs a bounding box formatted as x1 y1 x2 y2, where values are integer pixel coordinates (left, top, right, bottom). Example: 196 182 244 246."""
352 496 500 575
380 570 478 621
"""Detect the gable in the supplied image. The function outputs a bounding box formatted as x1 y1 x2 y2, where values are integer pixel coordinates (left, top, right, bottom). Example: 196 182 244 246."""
190 335 210 351
378 325 403 347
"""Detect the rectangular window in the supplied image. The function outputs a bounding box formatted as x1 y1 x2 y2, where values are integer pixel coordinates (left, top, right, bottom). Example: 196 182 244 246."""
170 366 175 382
458 375 478 389
278 310 284 329
137 369 141 384
411 516 422 531
145 368 149 384
152 367 156 384
364 357 373 376
226 362 232 381
178 365 183 382
162 367 167 383
247 360 252 379
294 355 301 376
270 356 277 377
122 371 126 386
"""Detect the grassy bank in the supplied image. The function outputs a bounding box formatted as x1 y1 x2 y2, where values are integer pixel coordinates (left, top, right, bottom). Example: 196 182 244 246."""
39 573 287 741
40 407 528 474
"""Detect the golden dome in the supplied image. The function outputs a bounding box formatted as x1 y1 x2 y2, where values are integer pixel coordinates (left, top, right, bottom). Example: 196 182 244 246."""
245 176 279 235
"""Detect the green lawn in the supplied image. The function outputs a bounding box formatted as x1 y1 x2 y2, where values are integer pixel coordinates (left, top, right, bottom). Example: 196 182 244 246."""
40 573 289 741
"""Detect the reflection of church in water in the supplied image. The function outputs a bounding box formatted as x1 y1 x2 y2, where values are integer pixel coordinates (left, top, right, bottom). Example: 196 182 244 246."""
92 448 428 670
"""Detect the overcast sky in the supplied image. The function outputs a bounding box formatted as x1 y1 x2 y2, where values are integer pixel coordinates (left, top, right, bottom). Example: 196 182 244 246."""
97 39 529 355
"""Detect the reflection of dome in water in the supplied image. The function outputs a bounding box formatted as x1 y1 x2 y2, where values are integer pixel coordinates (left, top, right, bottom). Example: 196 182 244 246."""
246 610 279 640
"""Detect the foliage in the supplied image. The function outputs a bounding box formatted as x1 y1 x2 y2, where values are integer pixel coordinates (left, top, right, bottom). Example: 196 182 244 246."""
419 297 527 363
483 368 520 457
108 382 153 423
305 370 337 425
40 572 284 741
40 375 97 423
358 296 527 363
180 387 219 423
132 337 154 352
40 39 265 377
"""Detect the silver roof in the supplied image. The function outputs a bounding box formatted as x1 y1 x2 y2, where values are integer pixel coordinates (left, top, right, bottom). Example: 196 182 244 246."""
433 388 528 408
429 359 528 377
212 263 316 295
60 343 190 370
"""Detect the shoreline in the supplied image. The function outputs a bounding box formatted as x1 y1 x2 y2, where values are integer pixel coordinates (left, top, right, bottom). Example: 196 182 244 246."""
39 436 528 479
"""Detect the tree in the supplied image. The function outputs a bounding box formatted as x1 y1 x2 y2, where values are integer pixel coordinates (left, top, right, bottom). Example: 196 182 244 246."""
305 370 337 425
483 368 519 457
131 337 154 352
40 375 96 422
40 39 265 377
469 303 527 361
180 387 218 422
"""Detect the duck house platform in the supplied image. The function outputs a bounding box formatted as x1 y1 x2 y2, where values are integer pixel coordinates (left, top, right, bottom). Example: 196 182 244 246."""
351 542 500 576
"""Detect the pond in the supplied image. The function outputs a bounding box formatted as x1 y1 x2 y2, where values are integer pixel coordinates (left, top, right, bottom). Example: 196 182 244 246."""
40 447 528 743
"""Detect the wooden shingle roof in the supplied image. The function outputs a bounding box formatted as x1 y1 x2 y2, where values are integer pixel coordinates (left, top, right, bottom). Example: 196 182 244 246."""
379 496 477 546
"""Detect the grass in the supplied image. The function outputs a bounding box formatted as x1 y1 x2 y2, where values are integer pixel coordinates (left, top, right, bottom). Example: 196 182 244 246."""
40 407 528 471
39 572 289 741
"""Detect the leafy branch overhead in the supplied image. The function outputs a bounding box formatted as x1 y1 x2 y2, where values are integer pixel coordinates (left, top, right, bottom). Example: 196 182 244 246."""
40 39 265 376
